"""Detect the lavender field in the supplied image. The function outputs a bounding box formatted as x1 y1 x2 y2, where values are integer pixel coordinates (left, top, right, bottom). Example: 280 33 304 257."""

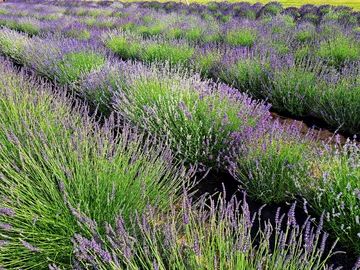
0 0 360 269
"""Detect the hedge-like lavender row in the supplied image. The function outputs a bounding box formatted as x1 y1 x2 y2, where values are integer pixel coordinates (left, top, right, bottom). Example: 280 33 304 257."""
1 1 360 47
0 58 197 268
3 0 360 27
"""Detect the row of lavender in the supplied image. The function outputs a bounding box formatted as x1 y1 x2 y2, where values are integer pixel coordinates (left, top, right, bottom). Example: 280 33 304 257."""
0 41 358 269
5 0 360 26
1 1 360 44
1 20 360 267
1 2 360 134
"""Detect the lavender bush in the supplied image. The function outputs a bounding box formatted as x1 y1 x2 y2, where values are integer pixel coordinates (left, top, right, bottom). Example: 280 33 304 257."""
1 3 360 263
263 57 324 117
25 35 106 86
230 120 316 204
317 64 360 134
315 33 360 69
213 46 271 99
0 27 29 63
111 62 271 170
302 137 360 255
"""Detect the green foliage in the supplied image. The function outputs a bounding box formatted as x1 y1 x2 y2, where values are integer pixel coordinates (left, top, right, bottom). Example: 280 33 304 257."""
318 74 360 133
142 42 194 66
215 56 271 99
266 63 321 116
75 192 337 270
112 64 268 169
138 24 165 37
105 35 142 60
75 8 87 16
194 50 221 77
220 15 232 22
303 140 360 254
233 128 313 204
225 28 257 47
56 51 105 85
316 34 360 68
64 29 91 40
184 27 204 42
263 3 284 16
0 9 9 15
83 17 96 27
0 30 27 63
294 30 314 43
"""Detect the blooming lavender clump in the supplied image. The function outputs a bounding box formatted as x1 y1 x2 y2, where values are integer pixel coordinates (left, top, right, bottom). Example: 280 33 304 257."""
302 138 360 255
23 34 107 86
111 61 271 170
71 190 339 269
230 118 316 204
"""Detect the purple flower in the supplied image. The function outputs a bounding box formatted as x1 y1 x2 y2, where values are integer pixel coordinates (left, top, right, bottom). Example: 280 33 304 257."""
0 240 9 247
58 178 65 192
0 206 15 217
0 222 12 231
183 211 189 225
60 165 73 179
287 202 297 227
32 215 38 226
20 240 40 252
352 257 360 270
153 260 160 270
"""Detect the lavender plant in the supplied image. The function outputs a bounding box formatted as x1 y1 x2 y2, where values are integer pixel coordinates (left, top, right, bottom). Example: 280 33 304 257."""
317 65 360 134
213 46 271 99
104 30 142 60
23 34 106 86
258 2 284 19
0 27 28 64
62 22 91 40
80 60 128 117
105 30 195 67
225 27 257 47
316 34 360 68
0 59 194 268
112 62 271 170
230 120 315 204
302 137 360 255
71 191 340 269
193 43 223 77
11 17 41 36
141 39 194 67
263 58 324 117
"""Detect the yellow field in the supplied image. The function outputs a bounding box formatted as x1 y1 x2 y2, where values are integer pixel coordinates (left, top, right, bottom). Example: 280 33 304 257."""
231 0 360 9
122 0 360 10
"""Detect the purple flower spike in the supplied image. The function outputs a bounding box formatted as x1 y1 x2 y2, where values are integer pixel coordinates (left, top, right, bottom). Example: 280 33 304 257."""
20 240 40 252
